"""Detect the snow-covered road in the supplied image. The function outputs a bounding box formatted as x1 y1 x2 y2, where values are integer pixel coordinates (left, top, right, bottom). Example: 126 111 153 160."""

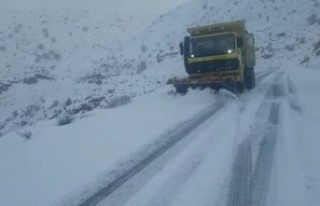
69 69 293 206
79 97 228 206
1 66 319 206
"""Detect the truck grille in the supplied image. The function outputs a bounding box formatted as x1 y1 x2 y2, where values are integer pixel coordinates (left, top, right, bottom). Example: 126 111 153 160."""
189 58 239 73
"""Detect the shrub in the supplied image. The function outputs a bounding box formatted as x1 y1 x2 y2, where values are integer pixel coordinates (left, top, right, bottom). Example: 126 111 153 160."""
314 40 320 52
277 32 286 37
0 46 7 51
297 36 306 44
80 72 106 85
82 26 89 32
285 45 295 51
300 56 310 64
140 44 147 53
202 3 208 10
136 60 147 74
107 96 131 109
0 83 11 94
57 114 74 126
307 14 318 25
65 98 72 107
37 43 44 50
18 131 32 140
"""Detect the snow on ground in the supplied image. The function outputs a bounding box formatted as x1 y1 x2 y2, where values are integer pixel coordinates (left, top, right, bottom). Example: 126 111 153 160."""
0 88 217 206
118 101 241 206
0 0 320 205
270 66 320 206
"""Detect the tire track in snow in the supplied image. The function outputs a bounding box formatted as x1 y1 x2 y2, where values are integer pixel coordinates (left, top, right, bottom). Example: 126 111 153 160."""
78 98 230 206
226 139 252 206
79 70 281 206
145 154 204 206
250 102 279 206
286 76 302 113
255 70 276 84
226 82 282 206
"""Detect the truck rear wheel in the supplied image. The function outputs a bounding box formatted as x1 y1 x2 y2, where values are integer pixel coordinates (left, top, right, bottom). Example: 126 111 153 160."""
246 68 255 90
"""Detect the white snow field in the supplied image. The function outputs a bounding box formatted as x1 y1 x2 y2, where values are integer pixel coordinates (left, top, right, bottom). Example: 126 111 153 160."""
0 0 320 205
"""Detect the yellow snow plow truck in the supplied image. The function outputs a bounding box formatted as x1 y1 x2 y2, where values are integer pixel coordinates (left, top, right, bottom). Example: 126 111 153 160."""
168 20 256 94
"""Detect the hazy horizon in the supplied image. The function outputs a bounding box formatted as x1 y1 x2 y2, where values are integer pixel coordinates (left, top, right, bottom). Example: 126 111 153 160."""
0 0 191 24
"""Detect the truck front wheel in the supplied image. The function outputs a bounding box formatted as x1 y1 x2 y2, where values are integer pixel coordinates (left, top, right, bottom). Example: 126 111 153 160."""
175 85 188 94
245 68 255 90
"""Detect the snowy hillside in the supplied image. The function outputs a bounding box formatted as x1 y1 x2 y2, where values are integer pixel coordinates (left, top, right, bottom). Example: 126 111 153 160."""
0 0 190 137
1 0 320 137
0 0 320 205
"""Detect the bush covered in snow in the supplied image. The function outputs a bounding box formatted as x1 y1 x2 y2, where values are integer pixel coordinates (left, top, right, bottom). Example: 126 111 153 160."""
57 114 74 126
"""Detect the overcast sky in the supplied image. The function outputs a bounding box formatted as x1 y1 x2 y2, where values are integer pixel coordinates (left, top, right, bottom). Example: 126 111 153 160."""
0 0 190 23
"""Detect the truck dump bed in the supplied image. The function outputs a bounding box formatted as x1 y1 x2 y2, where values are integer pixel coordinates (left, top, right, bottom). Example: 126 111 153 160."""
187 20 246 37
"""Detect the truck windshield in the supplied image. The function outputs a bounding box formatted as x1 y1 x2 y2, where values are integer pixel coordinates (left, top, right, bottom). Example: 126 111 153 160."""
190 34 235 57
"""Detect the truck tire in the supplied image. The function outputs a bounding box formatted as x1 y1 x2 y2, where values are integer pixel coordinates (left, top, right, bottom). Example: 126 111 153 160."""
175 85 188 94
246 68 255 90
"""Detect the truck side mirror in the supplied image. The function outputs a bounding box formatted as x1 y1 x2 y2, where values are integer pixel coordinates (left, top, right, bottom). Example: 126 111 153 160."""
237 37 244 47
179 42 184 55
